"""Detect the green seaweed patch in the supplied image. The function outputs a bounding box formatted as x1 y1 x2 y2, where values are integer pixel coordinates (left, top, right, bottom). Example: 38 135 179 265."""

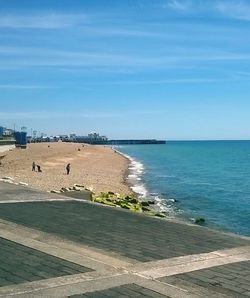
99 192 110 198
120 203 130 209
124 196 138 204
144 210 165 218
92 192 165 218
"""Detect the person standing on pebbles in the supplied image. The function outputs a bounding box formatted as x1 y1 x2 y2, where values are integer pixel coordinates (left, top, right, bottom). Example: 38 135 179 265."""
66 163 71 175
37 165 42 172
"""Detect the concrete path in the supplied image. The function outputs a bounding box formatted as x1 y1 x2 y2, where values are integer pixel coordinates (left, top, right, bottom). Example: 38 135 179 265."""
0 182 249 297
0 181 91 203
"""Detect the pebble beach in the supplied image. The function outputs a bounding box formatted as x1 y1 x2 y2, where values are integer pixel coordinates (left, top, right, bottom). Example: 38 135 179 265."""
0 142 131 195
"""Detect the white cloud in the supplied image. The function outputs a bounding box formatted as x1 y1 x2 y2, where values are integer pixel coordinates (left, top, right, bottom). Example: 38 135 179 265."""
0 13 88 29
165 0 250 21
167 0 191 11
216 1 250 21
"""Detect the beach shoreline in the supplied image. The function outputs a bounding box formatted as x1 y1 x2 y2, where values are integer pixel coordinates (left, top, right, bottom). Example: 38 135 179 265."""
115 148 147 197
115 142 250 237
116 147 177 215
0 142 132 195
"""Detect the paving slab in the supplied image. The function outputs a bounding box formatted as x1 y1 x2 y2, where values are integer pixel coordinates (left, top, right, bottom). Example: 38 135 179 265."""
0 200 249 262
0 181 91 202
0 181 66 203
1 273 200 298
69 283 170 298
0 237 92 287
159 261 250 297
129 246 250 279
0 218 134 271
0 182 249 298
60 191 92 201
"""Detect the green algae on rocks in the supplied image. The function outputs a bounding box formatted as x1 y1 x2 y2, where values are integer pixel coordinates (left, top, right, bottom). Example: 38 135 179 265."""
50 186 165 219
92 192 165 218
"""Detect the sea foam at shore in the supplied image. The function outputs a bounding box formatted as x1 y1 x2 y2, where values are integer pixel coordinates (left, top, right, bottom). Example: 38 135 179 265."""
123 153 147 197
117 141 250 236
116 147 177 216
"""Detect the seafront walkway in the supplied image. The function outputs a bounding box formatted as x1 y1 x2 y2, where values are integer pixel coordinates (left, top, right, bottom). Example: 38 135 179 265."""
0 182 249 297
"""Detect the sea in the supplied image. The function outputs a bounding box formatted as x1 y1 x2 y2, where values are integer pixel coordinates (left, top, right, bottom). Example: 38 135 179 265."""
117 141 250 237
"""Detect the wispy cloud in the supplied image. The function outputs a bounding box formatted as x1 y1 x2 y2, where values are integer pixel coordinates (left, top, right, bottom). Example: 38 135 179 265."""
230 71 250 82
1 46 250 71
0 84 48 89
216 0 250 21
165 0 250 21
0 13 88 29
95 77 240 85
0 111 122 120
166 0 192 11
0 109 168 120
234 71 250 77
81 26 164 38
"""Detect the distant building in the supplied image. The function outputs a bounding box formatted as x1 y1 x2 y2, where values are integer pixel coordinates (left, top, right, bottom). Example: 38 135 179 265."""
0 125 27 147
3 128 14 136
59 135 69 142
0 126 5 137
73 132 108 144
32 130 37 138
27 136 33 143
0 127 15 143
88 132 108 142
69 134 77 141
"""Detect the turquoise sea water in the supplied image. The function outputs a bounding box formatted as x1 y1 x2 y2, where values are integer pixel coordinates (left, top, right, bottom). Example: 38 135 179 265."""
118 141 250 236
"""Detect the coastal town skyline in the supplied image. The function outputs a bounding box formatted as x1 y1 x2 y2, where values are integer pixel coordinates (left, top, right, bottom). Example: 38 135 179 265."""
1 0 250 140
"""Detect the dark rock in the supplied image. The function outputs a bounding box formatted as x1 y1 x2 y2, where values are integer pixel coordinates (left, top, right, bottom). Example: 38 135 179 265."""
125 196 138 204
147 200 155 205
195 218 206 225
121 204 130 209
155 213 165 218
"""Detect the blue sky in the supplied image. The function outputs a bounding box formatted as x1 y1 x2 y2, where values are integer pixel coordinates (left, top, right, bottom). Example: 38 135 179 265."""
0 0 250 139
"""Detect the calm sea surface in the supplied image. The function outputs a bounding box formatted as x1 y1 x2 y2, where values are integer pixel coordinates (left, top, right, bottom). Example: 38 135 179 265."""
118 141 250 236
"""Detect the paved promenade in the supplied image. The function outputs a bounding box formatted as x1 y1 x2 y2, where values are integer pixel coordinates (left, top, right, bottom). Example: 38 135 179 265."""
0 181 249 297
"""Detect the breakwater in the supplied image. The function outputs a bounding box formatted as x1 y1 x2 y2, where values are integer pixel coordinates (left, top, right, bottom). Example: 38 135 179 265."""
71 139 166 145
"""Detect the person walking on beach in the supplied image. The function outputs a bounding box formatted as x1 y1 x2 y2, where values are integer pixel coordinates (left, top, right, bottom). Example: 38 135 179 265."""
66 163 71 175
37 165 42 172
32 161 36 171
